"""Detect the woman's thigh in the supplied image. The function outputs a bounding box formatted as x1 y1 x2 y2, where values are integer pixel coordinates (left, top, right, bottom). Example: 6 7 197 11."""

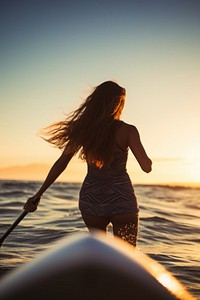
110 213 139 247
81 212 110 232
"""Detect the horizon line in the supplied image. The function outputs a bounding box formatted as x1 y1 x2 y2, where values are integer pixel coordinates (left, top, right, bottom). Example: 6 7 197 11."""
0 177 199 188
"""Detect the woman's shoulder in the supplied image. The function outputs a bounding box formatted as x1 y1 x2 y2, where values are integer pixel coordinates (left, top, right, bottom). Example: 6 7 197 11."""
119 121 138 133
115 121 139 149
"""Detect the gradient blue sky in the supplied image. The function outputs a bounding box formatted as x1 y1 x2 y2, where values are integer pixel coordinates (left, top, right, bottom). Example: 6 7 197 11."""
0 0 200 184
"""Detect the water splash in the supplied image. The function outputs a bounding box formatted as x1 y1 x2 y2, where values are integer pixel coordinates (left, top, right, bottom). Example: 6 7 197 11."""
117 222 138 246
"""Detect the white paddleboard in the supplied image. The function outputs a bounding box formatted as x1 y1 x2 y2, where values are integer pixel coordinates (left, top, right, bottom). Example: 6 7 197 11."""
0 232 195 300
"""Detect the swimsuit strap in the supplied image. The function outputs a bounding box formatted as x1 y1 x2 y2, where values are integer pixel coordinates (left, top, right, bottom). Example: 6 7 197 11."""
114 121 127 152
115 141 126 152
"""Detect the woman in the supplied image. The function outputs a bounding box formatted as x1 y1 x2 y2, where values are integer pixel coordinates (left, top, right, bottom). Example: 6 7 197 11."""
24 81 152 247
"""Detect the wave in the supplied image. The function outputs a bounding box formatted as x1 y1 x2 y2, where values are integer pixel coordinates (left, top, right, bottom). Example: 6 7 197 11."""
0 179 199 298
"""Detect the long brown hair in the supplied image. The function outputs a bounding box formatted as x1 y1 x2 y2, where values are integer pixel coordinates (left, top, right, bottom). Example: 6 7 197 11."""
42 81 126 168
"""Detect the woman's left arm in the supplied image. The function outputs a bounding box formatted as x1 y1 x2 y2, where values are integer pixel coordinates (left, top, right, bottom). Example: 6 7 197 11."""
128 125 152 173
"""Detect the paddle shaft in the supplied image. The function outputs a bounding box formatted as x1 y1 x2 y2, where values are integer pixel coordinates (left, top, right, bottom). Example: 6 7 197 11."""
0 197 40 247
0 211 28 247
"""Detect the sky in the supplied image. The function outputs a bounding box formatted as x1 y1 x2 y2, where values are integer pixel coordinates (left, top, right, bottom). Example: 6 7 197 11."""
0 0 200 185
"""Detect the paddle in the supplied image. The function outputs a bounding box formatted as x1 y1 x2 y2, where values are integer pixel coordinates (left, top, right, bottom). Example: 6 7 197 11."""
0 211 28 247
0 197 40 247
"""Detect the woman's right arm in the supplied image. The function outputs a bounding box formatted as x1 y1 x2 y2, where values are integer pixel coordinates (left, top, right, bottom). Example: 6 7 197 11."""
24 150 74 212
128 125 152 173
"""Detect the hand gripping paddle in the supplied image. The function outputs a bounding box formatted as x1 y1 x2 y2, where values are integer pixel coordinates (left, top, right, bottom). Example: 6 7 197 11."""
0 197 40 247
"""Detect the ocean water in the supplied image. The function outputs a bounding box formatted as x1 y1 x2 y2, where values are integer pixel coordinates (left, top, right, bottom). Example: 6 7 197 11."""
0 180 199 298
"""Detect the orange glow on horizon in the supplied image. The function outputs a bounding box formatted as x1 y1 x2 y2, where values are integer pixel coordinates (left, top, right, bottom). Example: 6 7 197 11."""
0 157 199 188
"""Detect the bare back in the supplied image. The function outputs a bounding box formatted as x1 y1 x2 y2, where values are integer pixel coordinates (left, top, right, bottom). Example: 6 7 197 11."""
114 121 129 152
114 121 152 173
